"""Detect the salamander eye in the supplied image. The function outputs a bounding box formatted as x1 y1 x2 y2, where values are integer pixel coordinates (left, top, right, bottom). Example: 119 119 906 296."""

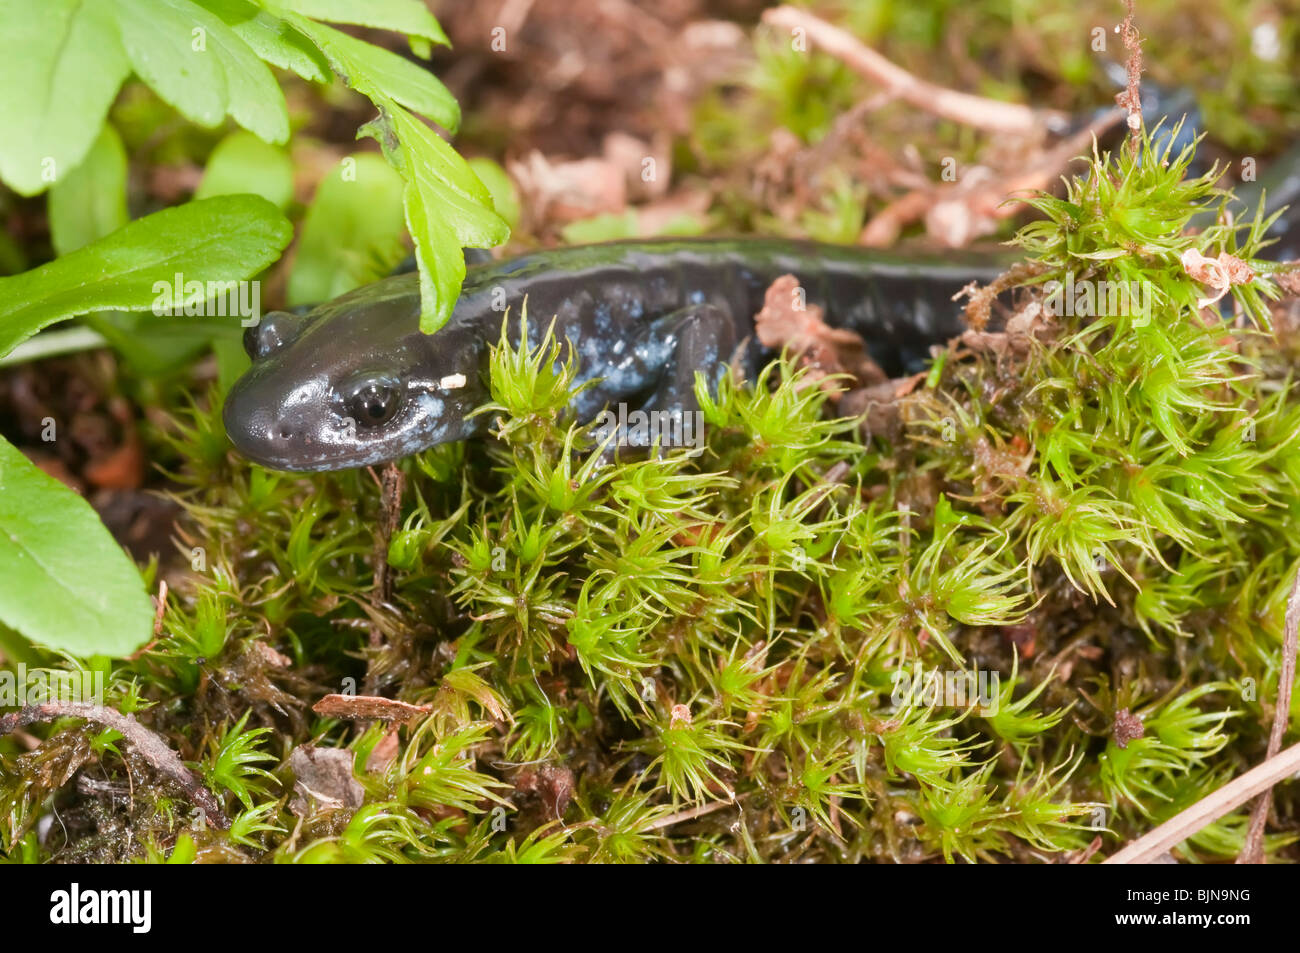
245 310 308 360
343 378 402 428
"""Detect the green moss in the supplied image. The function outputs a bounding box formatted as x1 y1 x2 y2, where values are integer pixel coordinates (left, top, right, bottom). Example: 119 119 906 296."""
4 122 1300 865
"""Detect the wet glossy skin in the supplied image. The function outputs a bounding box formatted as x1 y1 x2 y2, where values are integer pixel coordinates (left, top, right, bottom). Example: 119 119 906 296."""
223 207 1297 472
223 238 1008 471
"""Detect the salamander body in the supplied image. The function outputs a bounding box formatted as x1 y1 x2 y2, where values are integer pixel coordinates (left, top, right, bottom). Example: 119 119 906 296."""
223 239 1004 470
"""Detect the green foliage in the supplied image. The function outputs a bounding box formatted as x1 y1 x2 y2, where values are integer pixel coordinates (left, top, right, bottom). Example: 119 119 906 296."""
195 131 294 209
0 0 132 197
5 76 1300 864
47 125 130 256
3 0 503 335
199 711 279 811
0 195 290 357
0 0 511 659
355 96 511 331
0 440 155 656
288 154 407 306
0 194 288 656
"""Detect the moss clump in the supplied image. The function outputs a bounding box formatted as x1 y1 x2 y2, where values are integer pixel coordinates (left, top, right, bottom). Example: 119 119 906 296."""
3 129 1299 864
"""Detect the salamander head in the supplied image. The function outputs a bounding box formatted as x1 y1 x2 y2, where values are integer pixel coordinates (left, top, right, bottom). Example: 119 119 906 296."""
223 275 490 471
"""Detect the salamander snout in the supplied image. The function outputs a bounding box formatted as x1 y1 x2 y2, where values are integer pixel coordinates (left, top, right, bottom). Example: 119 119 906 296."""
222 370 335 471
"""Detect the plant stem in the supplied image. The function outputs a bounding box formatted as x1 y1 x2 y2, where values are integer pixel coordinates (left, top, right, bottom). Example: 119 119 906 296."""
0 327 109 366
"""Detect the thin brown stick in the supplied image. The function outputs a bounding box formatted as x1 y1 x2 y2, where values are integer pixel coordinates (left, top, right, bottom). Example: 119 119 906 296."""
364 462 407 696
128 579 169 660
643 798 734 831
1116 0 1144 155
372 462 406 616
761 6 1060 136
1238 564 1300 863
0 702 229 829
1103 739 1300 864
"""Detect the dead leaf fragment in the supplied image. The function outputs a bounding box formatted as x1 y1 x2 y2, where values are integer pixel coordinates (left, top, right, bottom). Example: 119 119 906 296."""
514 763 575 819
289 745 364 817
313 693 431 723
1180 248 1258 309
754 274 885 396
509 150 626 225
1113 708 1145 749
365 729 402 775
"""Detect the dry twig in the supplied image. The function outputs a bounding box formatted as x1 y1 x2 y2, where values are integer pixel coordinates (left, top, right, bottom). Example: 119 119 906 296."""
1104 739 1300 864
1116 0 1144 155
1237 564 1300 863
761 6 1061 136
0 702 229 829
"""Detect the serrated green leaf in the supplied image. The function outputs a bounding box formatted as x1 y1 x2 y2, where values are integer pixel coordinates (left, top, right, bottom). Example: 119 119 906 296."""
181 0 291 143
112 0 229 128
288 153 407 305
401 179 464 333
194 0 329 82
0 194 292 357
360 102 510 332
48 125 129 256
273 0 449 46
276 14 503 331
0 0 130 196
379 105 510 244
467 157 521 231
289 17 459 131
0 438 154 657
114 0 290 143
196 131 295 208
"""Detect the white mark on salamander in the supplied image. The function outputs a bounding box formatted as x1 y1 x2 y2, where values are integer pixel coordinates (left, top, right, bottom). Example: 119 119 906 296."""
440 373 467 390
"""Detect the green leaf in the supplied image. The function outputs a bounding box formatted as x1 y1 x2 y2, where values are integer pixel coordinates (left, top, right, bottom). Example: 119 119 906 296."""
0 194 292 357
213 332 251 394
561 211 639 245
360 102 510 332
45 130 274 378
48 125 130 256
182 0 291 143
378 104 501 217
115 0 290 143
112 0 229 129
196 131 295 209
467 157 521 231
288 154 407 306
289 18 459 131
194 0 329 82
0 0 130 196
273 0 450 46
401 183 465 334
84 312 239 377
0 437 154 657
282 9 507 333
277 13 503 331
